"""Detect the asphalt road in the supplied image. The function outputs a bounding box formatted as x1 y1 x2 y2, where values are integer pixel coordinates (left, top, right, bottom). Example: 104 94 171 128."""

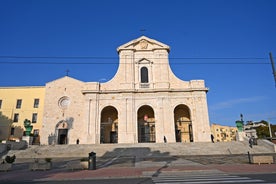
2 178 152 184
2 173 276 184
238 173 276 183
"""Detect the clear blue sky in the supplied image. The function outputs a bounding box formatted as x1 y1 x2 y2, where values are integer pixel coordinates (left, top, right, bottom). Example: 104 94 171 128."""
0 0 275 126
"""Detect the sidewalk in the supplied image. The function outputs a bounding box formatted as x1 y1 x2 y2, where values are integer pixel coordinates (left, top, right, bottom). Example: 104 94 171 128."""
1 156 276 182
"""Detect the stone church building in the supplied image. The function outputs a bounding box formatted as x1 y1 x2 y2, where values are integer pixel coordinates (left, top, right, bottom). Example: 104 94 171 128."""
40 36 211 145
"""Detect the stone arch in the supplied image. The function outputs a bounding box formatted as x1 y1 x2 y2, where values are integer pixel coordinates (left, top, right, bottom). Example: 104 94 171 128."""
100 106 118 144
137 105 155 143
174 104 193 142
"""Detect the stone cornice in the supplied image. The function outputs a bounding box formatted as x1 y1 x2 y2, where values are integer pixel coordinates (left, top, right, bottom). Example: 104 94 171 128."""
82 88 208 94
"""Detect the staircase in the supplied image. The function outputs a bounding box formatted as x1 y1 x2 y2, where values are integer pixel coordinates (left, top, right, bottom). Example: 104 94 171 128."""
5 140 275 159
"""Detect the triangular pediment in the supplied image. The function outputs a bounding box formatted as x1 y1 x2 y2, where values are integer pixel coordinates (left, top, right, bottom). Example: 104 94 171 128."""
117 36 170 53
46 76 84 86
137 58 152 64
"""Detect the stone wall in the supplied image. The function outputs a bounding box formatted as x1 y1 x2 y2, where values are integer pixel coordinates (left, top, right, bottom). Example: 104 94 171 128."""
40 36 211 145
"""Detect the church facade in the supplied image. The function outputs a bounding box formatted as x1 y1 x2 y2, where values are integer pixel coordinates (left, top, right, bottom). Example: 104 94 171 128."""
40 36 211 145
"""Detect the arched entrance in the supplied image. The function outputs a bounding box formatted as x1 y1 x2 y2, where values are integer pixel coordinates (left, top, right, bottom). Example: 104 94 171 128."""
174 105 193 142
56 121 68 144
100 106 118 144
137 105 155 143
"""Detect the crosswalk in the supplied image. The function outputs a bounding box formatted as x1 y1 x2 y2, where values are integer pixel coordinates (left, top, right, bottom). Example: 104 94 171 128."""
152 173 268 184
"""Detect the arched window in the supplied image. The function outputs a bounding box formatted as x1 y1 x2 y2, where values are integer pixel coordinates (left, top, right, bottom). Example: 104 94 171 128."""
140 67 149 83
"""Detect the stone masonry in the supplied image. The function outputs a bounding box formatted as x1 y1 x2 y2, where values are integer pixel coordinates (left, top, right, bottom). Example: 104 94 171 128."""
40 36 211 145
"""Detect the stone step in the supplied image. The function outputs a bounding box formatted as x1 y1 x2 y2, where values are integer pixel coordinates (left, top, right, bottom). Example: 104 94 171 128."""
4 140 275 159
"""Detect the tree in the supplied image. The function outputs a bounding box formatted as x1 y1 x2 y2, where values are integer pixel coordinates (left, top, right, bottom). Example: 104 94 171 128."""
271 124 276 138
255 126 270 138
0 112 13 140
253 120 276 138
258 120 268 126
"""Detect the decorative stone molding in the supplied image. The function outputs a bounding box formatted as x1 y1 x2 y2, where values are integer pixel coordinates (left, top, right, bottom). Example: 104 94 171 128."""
140 40 148 49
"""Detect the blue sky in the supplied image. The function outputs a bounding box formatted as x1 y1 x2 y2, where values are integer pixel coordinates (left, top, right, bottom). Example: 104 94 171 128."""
0 0 275 126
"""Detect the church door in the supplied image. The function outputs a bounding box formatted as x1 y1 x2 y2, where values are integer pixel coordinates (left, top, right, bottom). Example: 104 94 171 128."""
137 105 155 143
58 129 68 144
174 105 193 142
100 106 118 144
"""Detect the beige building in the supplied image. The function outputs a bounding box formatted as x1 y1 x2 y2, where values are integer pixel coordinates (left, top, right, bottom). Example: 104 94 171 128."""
40 36 211 145
211 124 237 142
0 87 45 142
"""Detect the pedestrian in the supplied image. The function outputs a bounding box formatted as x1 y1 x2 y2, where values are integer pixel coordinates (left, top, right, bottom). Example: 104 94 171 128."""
249 137 253 148
211 134 214 143
164 136 167 143
76 139 80 144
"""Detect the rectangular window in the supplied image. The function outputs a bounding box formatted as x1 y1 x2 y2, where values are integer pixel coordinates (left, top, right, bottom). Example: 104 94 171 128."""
32 113 38 123
13 113 19 122
16 99 22 109
33 99 39 108
0 99 2 109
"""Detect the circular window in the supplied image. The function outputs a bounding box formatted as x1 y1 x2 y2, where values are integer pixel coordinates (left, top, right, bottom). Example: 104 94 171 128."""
58 96 70 109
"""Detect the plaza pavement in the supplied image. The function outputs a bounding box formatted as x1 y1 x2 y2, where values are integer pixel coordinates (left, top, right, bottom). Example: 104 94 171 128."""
0 155 276 182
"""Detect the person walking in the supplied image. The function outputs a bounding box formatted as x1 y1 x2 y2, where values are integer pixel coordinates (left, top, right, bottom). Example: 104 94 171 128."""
249 137 253 148
163 136 167 143
211 134 214 143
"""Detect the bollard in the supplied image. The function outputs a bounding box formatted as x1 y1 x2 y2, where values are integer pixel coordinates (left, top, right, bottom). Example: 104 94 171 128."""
247 151 251 164
88 152 96 170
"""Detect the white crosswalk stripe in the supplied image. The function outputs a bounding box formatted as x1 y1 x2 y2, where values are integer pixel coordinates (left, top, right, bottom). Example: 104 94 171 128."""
152 173 266 184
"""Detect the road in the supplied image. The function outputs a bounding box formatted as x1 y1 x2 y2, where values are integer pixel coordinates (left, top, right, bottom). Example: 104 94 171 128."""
240 173 276 183
151 173 276 184
2 178 152 184
2 173 276 184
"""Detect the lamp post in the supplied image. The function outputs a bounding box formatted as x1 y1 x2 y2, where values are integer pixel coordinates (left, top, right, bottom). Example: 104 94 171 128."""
268 119 272 138
269 52 276 87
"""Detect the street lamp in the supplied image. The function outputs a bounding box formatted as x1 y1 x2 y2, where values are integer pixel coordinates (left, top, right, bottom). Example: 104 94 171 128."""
268 119 272 138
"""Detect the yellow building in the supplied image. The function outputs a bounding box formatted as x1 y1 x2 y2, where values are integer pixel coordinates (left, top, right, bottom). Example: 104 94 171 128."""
210 124 237 142
0 86 45 143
